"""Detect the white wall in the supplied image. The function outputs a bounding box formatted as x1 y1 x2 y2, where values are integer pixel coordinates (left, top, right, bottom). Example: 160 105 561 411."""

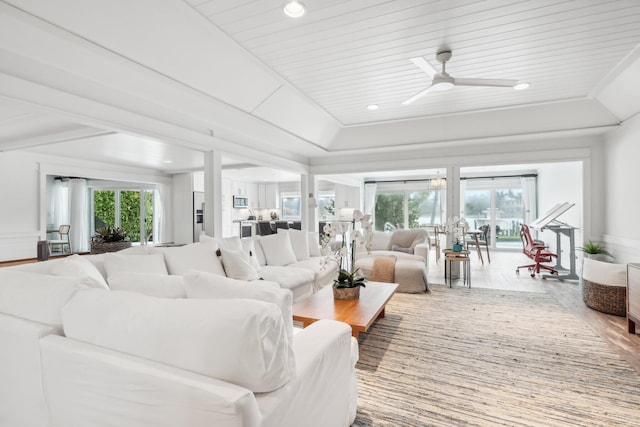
0 151 41 261
603 113 640 264
536 162 583 260
0 151 173 261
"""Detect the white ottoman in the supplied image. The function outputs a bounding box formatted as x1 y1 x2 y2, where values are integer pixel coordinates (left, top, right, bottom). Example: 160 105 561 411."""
355 255 429 293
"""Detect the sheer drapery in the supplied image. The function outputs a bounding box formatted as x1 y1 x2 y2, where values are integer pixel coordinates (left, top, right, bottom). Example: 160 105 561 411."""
520 176 537 226
364 183 377 216
153 184 172 244
69 178 89 253
50 179 69 229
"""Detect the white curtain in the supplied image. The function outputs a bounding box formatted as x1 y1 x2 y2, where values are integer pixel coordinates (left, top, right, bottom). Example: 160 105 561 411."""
69 178 89 253
364 183 377 216
51 180 69 229
521 176 537 226
459 179 467 219
153 184 172 244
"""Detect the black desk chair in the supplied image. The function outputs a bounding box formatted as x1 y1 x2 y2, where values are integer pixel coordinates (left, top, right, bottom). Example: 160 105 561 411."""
290 221 302 230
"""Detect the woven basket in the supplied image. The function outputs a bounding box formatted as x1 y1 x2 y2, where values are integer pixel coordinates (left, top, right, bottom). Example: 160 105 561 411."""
90 241 132 254
582 279 626 317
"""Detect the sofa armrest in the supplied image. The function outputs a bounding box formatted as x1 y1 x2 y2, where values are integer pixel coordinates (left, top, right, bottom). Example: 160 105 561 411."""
40 335 262 427
414 242 430 264
256 320 355 427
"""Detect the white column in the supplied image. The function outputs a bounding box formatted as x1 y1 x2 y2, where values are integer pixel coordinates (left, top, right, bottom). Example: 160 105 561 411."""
204 151 223 237
446 166 461 278
302 174 317 231
445 166 461 246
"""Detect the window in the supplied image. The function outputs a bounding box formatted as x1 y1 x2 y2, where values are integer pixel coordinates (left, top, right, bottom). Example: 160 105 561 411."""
374 187 444 231
92 189 154 244
462 177 530 249
281 194 300 219
317 193 336 219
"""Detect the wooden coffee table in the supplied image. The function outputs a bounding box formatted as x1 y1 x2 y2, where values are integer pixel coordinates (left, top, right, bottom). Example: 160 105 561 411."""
292 281 399 338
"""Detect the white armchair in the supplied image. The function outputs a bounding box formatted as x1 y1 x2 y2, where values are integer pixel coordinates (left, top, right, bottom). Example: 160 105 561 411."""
355 229 430 293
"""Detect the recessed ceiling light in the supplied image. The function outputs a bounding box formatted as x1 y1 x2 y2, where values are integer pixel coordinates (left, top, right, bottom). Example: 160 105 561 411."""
513 82 530 90
367 104 379 111
283 1 305 18
163 160 173 164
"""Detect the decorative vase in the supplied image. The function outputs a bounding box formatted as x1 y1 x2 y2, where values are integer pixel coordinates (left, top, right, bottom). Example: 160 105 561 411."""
333 286 361 300
452 243 463 252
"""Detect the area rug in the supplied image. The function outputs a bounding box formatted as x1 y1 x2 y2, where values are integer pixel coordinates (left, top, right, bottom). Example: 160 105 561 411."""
353 285 640 426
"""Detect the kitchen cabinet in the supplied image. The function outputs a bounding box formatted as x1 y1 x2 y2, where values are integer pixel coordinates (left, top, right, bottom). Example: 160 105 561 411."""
247 183 258 209
255 183 278 208
628 263 640 333
232 181 247 196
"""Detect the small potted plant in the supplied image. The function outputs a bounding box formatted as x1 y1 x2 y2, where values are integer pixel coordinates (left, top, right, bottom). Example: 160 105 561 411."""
90 226 132 254
578 241 612 262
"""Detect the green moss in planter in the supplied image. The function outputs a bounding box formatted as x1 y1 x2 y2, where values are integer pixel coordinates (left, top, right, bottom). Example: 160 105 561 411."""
91 226 132 254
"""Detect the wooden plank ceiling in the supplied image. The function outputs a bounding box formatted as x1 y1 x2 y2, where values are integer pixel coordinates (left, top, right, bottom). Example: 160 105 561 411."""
189 0 640 126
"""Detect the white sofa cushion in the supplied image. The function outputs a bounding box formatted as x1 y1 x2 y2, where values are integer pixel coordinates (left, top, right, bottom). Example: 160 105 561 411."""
103 253 168 278
184 270 293 341
308 232 322 257
241 238 262 271
250 236 267 266
63 289 295 393
48 255 109 290
0 270 98 327
259 233 298 266
278 229 310 261
107 273 186 298
158 243 225 276
582 258 627 286
259 266 315 301
217 247 260 281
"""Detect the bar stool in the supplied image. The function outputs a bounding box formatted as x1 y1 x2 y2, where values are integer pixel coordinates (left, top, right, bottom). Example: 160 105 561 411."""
443 249 471 288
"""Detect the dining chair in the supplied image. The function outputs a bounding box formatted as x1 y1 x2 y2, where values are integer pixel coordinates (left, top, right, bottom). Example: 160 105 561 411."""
466 224 490 264
422 225 442 263
48 224 72 255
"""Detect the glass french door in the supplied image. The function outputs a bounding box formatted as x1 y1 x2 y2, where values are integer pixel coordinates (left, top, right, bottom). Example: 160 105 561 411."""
462 178 527 249
92 189 154 244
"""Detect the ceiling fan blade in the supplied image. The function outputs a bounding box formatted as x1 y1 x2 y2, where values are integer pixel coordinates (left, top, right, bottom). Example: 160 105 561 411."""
409 57 437 77
454 78 519 88
402 84 437 105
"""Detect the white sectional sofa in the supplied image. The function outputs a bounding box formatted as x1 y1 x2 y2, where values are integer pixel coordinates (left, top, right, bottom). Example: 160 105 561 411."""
0 249 357 427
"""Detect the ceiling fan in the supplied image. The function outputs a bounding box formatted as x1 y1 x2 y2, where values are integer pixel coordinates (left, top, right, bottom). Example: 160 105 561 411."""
402 50 529 105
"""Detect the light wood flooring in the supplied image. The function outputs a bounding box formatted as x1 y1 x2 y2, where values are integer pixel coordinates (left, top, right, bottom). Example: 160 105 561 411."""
426 248 640 374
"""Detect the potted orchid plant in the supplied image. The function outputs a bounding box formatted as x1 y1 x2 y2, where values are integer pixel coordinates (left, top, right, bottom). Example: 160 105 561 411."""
321 210 373 299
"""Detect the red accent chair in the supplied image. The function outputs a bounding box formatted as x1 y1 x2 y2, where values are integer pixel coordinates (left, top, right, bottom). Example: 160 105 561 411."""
517 224 558 277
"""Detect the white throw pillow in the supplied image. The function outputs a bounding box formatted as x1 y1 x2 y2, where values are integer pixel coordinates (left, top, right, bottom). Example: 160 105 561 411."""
107 273 186 298
217 247 260 281
184 270 293 341
278 228 310 261
0 270 96 327
49 254 109 290
198 233 218 248
158 243 225 276
240 238 262 271
308 231 322 257
258 232 298 266
250 236 267 266
63 289 295 393
103 253 168 279
218 236 243 252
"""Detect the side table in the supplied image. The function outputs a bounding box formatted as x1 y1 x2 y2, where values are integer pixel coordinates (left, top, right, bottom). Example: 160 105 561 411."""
443 249 471 288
